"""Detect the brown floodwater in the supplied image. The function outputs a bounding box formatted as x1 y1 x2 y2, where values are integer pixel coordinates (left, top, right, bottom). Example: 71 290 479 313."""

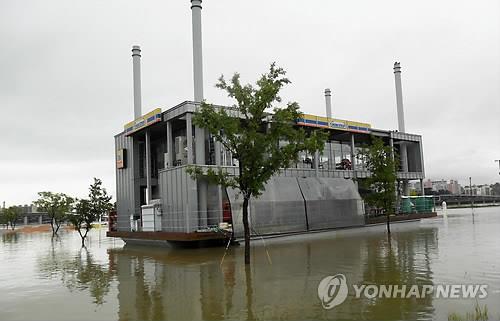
1 207 499 321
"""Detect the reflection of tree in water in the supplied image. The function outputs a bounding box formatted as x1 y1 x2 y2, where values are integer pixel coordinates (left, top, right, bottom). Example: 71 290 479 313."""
359 228 438 320
37 241 115 305
111 246 244 321
2 232 19 243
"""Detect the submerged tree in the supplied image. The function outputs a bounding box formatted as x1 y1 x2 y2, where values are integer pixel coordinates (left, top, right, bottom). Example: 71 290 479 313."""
0 208 7 229
88 178 113 223
69 199 94 247
362 136 398 235
69 178 113 247
34 192 74 236
2 206 21 230
188 63 327 265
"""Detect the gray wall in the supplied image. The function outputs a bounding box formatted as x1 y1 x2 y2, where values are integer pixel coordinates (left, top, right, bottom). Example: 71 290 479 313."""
249 177 308 235
115 133 137 231
298 177 364 230
228 176 364 239
158 166 198 232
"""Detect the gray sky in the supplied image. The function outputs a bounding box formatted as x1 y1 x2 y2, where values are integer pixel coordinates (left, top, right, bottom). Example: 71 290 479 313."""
1 0 499 205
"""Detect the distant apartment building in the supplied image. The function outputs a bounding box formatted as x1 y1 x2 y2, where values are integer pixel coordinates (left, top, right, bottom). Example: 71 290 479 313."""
463 185 491 196
420 179 462 195
478 185 491 196
447 180 461 195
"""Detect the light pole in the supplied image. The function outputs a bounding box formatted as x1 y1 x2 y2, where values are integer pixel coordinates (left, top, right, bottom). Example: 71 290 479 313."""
469 177 474 213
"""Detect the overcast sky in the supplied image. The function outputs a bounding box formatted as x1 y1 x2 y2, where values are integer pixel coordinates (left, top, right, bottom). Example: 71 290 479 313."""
1 0 499 205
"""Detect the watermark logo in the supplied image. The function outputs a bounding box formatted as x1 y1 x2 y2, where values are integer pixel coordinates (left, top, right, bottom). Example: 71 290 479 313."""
317 274 349 309
318 274 488 310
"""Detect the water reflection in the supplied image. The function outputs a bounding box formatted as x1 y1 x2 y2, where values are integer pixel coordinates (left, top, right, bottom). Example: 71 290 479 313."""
357 230 437 320
2 231 19 243
107 225 439 321
37 240 115 305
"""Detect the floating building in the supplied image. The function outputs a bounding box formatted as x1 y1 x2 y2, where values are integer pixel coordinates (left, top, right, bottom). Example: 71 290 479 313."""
108 0 426 244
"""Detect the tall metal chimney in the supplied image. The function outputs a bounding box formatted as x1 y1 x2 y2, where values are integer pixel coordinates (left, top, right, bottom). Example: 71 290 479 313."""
191 0 204 102
191 0 206 164
325 88 332 119
393 62 405 132
394 62 409 195
132 45 142 119
190 0 208 226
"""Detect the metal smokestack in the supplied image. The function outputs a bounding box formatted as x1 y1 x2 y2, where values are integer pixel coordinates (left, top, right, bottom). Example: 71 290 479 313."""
393 62 405 132
190 0 208 226
325 88 332 119
190 0 206 164
191 0 204 102
394 61 409 195
132 45 142 119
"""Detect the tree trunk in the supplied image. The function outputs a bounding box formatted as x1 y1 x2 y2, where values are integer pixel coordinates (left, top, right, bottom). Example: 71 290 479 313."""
54 220 61 235
245 262 254 321
50 218 56 236
77 228 85 247
242 196 251 265
386 211 391 235
82 228 90 247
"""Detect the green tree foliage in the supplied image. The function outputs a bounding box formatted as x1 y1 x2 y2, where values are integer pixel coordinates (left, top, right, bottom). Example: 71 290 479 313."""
362 136 398 234
88 178 113 223
69 178 113 247
1 206 22 230
34 192 74 236
69 199 94 247
188 63 327 264
0 207 8 228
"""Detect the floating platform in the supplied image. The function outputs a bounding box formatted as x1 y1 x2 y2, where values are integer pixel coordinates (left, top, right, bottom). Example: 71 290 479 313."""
365 212 437 225
107 230 231 246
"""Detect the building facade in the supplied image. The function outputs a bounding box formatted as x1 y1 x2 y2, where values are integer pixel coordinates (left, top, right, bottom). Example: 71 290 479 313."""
114 102 425 239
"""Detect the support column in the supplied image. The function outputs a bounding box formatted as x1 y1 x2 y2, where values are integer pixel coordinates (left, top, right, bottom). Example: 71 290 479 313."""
166 120 173 168
420 178 425 196
38 215 42 225
215 138 221 165
350 134 356 171
186 114 193 164
400 144 409 171
145 130 152 204
389 137 395 161
215 136 222 224
390 136 399 202
314 151 319 176
351 134 357 186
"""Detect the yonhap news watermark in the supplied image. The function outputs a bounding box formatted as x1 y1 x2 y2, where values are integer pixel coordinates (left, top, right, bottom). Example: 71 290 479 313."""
318 274 488 310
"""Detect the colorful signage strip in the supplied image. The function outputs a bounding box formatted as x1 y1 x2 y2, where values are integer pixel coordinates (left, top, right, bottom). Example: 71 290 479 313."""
124 108 162 136
296 114 371 134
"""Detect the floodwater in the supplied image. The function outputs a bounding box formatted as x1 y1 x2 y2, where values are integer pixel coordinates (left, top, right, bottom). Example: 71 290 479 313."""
1 207 500 321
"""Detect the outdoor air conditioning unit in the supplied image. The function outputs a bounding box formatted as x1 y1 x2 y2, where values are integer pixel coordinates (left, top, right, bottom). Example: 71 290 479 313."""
175 136 188 165
141 199 162 232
